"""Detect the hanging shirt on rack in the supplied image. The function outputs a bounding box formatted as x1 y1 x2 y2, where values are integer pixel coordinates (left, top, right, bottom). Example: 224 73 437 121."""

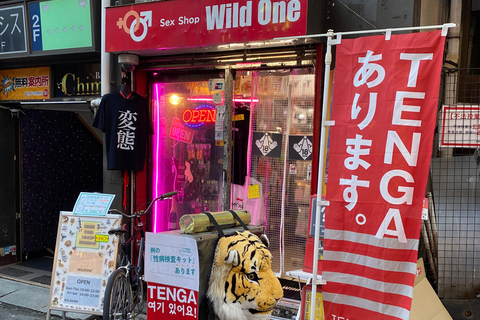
93 91 153 171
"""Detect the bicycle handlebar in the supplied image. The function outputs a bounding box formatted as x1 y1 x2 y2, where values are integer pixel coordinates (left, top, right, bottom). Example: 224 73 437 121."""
107 190 178 218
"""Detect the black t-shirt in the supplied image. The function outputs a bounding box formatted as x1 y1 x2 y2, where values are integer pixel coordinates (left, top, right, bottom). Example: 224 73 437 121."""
93 91 153 171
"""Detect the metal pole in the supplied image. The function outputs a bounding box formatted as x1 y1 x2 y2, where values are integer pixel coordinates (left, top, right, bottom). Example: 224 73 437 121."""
222 69 234 210
309 29 336 320
101 0 110 96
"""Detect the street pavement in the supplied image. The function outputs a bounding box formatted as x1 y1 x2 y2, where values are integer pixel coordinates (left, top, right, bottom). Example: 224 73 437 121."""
0 276 95 320
0 275 149 320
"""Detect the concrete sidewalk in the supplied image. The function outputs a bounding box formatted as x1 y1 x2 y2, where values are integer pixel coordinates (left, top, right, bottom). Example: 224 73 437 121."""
0 276 95 320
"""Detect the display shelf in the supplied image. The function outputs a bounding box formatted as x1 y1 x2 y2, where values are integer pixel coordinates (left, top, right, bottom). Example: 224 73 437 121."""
286 269 327 285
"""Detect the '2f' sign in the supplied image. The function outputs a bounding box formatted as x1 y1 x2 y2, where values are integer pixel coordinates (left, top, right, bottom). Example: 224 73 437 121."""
116 10 152 42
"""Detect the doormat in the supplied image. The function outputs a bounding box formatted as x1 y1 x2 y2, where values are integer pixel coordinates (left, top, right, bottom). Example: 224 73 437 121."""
30 275 52 285
0 267 33 277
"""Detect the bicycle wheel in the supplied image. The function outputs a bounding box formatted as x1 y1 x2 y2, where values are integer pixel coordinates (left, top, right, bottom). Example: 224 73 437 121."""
103 268 135 320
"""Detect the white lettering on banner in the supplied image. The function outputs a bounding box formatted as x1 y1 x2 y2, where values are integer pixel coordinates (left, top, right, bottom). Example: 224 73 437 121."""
399 53 433 87
206 1 252 30
351 92 377 130
344 134 372 170
392 91 425 127
205 0 301 30
384 131 421 166
353 51 385 88
179 16 200 25
340 48 435 240
148 285 197 304
339 175 370 211
379 170 414 205
375 208 407 243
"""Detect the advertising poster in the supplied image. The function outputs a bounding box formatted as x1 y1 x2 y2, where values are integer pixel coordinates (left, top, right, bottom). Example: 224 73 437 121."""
145 233 199 320
48 212 121 315
322 31 446 320
0 67 50 100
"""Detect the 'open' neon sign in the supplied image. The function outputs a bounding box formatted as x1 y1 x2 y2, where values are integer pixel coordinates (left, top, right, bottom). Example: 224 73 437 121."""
182 105 216 128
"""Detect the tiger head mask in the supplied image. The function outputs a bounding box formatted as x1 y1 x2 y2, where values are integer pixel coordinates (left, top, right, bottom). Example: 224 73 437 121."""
207 230 283 320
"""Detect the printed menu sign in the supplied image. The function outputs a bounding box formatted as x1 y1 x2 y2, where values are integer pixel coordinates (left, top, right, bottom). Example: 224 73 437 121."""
72 192 115 216
47 212 121 316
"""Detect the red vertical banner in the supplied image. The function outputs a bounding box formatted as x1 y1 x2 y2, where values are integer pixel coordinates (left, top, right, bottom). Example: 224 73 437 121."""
323 31 446 320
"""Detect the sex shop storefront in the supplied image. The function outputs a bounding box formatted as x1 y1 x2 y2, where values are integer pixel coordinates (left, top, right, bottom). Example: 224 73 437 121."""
103 0 325 281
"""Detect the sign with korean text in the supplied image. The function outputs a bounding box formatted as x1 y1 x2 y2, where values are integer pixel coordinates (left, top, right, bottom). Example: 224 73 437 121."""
323 31 446 320
0 5 27 54
145 233 199 319
0 67 50 100
439 104 480 148
105 0 308 52
29 0 93 52
48 213 121 315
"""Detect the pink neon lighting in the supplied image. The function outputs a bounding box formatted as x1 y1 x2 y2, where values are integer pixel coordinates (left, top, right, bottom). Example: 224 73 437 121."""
187 97 259 103
152 83 168 232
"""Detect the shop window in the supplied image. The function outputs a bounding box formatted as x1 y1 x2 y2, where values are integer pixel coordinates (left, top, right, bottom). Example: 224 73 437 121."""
150 68 316 276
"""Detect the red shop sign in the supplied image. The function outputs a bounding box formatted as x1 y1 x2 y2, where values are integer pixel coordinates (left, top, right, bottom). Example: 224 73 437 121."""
106 0 308 52
147 282 198 320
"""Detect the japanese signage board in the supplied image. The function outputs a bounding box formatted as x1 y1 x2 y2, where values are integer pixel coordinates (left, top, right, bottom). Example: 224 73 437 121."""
0 67 50 100
322 31 446 320
145 233 199 320
72 192 115 216
54 63 101 97
105 0 308 52
48 212 121 316
0 5 27 55
29 0 93 52
439 104 480 148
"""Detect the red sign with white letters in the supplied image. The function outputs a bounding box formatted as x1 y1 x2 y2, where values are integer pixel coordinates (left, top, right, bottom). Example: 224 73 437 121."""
323 31 446 320
105 0 308 52
147 282 198 319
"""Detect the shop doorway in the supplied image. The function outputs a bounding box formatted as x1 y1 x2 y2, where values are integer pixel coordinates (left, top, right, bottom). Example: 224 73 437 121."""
0 109 19 266
149 68 316 276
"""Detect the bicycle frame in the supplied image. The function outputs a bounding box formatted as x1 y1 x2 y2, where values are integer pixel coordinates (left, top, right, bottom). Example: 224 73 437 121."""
118 216 145 281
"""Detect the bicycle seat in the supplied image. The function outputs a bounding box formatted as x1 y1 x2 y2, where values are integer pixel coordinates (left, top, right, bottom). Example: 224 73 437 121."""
108 227 128 236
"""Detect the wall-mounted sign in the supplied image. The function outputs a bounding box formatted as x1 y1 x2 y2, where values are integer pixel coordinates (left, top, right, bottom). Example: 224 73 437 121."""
252 132 282 158
29 0 93 52
439 105 480 148
0 5 27 55
182 104 216 129
0 67 50 100
54 63 101 97
105 0 308 52
289 135 313 160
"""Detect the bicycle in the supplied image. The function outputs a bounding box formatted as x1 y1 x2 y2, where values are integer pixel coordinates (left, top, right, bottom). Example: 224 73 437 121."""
103 190 178 320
